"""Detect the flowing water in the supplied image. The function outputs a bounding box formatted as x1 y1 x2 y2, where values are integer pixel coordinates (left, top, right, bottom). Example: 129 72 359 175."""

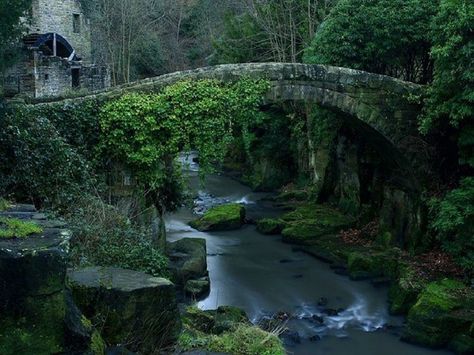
167 153 451 355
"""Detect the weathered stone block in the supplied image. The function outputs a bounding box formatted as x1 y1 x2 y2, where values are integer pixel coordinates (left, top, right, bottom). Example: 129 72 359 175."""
68 266 181 352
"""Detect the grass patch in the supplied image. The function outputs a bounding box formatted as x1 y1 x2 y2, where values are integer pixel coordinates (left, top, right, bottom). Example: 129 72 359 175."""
0 217 42 239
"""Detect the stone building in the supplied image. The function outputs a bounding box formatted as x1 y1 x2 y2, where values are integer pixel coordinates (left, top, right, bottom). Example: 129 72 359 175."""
3 0 110 98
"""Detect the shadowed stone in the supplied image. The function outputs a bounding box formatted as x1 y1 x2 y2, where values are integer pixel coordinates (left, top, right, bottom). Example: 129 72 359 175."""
67 266 181 352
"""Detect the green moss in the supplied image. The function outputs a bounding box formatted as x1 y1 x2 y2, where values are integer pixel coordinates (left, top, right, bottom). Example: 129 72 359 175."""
90 330 106 355
403 279 473 347
0 321 63 355
347 252 382 280
208 325 285 355
178 306 284 355
280 204 355 245
190 204 246 231
256 218 285 235
275 190 309 202
0 292 66 355
449 334 474 355
375 231 393 248
0 198 11 211
81 315 93 330
388 265 427 315
0 217 43 239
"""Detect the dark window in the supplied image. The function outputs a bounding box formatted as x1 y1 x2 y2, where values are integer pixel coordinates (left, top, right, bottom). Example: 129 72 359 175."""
73 14 81 33
72 68 80 88
44 74 49 80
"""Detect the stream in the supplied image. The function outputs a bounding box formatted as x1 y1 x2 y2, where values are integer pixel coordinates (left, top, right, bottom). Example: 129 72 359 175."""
167 154 451 355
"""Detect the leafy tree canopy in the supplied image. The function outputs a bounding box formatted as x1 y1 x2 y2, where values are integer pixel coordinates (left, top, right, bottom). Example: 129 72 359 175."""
303 0 438 83
98 79 269 246
420 0 474 133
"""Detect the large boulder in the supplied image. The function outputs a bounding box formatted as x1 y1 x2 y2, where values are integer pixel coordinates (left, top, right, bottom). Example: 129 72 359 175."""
189 204 245 232
0 204 71 354
402 279 474 348
388 264 427 315
68 266 181 353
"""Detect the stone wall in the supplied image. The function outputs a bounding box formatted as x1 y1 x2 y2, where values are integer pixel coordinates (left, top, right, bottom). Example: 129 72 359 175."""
30 0 92 62
3 50 110 98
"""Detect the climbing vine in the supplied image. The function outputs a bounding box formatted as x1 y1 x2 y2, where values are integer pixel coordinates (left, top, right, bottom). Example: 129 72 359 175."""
98 78 269 247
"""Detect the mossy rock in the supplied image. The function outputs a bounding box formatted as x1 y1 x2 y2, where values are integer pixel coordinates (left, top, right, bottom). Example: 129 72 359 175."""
168 238 207 284
388 264 427 315
280 204 355 245
182 306 249 336
275 190 309 202
449 334 474 355
402 279 474 348
190 204 246 231
185 277 210 298
179 306 284 355
347 252 384 280
347 250 399 280
212 306 249 335
256 218 285 235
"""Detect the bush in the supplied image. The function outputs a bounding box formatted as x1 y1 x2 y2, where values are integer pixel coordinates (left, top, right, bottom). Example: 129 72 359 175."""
429 177 474 273
0 105 95 209
67 195 169 277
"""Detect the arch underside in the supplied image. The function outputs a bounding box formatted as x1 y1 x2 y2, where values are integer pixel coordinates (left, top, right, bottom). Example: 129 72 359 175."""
266 83 420 191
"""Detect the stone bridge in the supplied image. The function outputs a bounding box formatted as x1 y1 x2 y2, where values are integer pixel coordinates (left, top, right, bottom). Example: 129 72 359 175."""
35 63 424 179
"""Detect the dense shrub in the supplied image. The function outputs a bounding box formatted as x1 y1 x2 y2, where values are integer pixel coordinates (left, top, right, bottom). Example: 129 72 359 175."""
0 105 95 208
429 177 474 273
67 195 169 277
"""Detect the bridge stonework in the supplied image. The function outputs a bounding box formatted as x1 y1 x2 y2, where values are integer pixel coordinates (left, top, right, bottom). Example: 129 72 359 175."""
34 63 422 150
33 63 424 186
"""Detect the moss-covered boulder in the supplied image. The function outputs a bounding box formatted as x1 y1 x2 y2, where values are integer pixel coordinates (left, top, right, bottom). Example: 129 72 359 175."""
190 204 246 232
280 204 355 245
67 266 181 352
388 264 427 315
402 279 474 348
256 218 285 235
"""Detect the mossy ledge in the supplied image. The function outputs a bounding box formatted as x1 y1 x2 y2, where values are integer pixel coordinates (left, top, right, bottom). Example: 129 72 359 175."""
402 279 474 350
0 217 43 239
276 203 355 245
190 203 246 231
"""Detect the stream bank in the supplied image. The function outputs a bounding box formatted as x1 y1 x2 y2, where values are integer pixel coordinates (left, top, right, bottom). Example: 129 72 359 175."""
167 158 458 355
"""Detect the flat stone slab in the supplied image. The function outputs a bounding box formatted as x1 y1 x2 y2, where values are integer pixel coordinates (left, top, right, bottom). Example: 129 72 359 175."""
67 266 173 292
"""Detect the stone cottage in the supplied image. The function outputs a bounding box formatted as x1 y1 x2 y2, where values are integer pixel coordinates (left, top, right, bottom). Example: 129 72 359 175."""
3 0 110 98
